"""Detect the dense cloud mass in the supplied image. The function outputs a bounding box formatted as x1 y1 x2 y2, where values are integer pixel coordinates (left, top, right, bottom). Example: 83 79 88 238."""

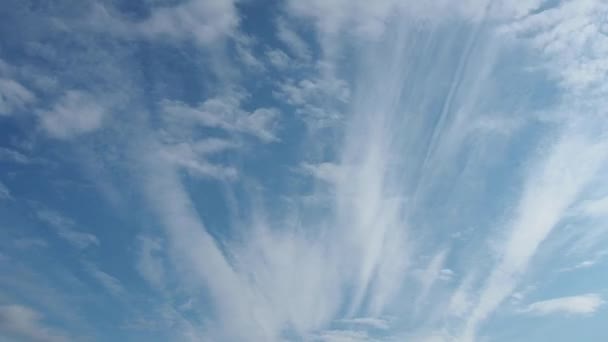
1 1 607 341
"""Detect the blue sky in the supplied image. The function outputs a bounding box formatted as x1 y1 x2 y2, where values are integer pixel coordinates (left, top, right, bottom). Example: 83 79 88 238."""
1 0 608 341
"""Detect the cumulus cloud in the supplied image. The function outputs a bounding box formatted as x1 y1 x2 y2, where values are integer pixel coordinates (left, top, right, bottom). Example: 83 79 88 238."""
162 92 280 142
0 304 69 342
276 18 312 61
159 139 239 180
266 49 291 69
523 294 604 316
136 235 166 290
137 0 239 45
39 90 106 139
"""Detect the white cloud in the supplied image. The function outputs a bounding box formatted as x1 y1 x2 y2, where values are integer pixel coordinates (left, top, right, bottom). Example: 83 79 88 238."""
276 18 312 61
0 147 30 164
39 90 106 139
266 49 291 69
0 181 11 201
35 209 99 249
339 317 390 330
523 293 604 316
234 34 265 70
0 77 35 115
137 0 239 45
83 261 126 297
274 74 349 127
162 92 280 142
0 304 69 342
159 139 239 180
301 162 343 183
578 196 608 217
136 235 166 290
504 1 608 95
314 329 371 342
460 132 608 341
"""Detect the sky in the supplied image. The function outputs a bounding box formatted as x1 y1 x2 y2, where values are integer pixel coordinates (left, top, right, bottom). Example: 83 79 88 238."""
1 0 608 341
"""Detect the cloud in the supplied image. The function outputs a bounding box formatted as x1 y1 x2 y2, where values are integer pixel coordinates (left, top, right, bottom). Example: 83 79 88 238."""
136 235 166 290
38 90 106 139
0 147 30 164
136 0 239 45
162 92 281 142
0 78 36 115
338 317 390 330
300 162 343 183
83 261 126 297
35 209 99 249
314 329 371 342
578 196 608 217
3 1 608 341
0 304 69 342
460 132 608 341
274 73 349 127
276 18 312 61
266 49 291 69
159 139 239 180
504 0 608 95
523 293 604 316
0 181 11 201
13 238 48 249
234 36 265 71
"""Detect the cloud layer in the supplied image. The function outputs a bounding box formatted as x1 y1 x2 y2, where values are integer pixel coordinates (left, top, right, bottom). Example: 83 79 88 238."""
1 1 607 342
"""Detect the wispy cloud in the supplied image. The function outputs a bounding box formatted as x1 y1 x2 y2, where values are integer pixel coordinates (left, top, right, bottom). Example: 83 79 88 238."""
0 181 11 201
83 261 126 297
522 293 604 316
35 209 100 249
0 77 36 115
0 304 70 342
2 1 608 341
0 147 30 164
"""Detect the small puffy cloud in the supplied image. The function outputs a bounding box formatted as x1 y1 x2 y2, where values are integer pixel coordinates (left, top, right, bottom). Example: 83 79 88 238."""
274 75 349 127
137 0 239 45
0 181 11 201
523 293 604 316
0 304 69 342
36 209 99 249
159 139 239 180
39 90 106 139
162 92 280 142
136 235 166 290
301 162 343 183
438 268 455 281
234 34 265 70
0 78 35 115
266 49 291 69
276 18 312 61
